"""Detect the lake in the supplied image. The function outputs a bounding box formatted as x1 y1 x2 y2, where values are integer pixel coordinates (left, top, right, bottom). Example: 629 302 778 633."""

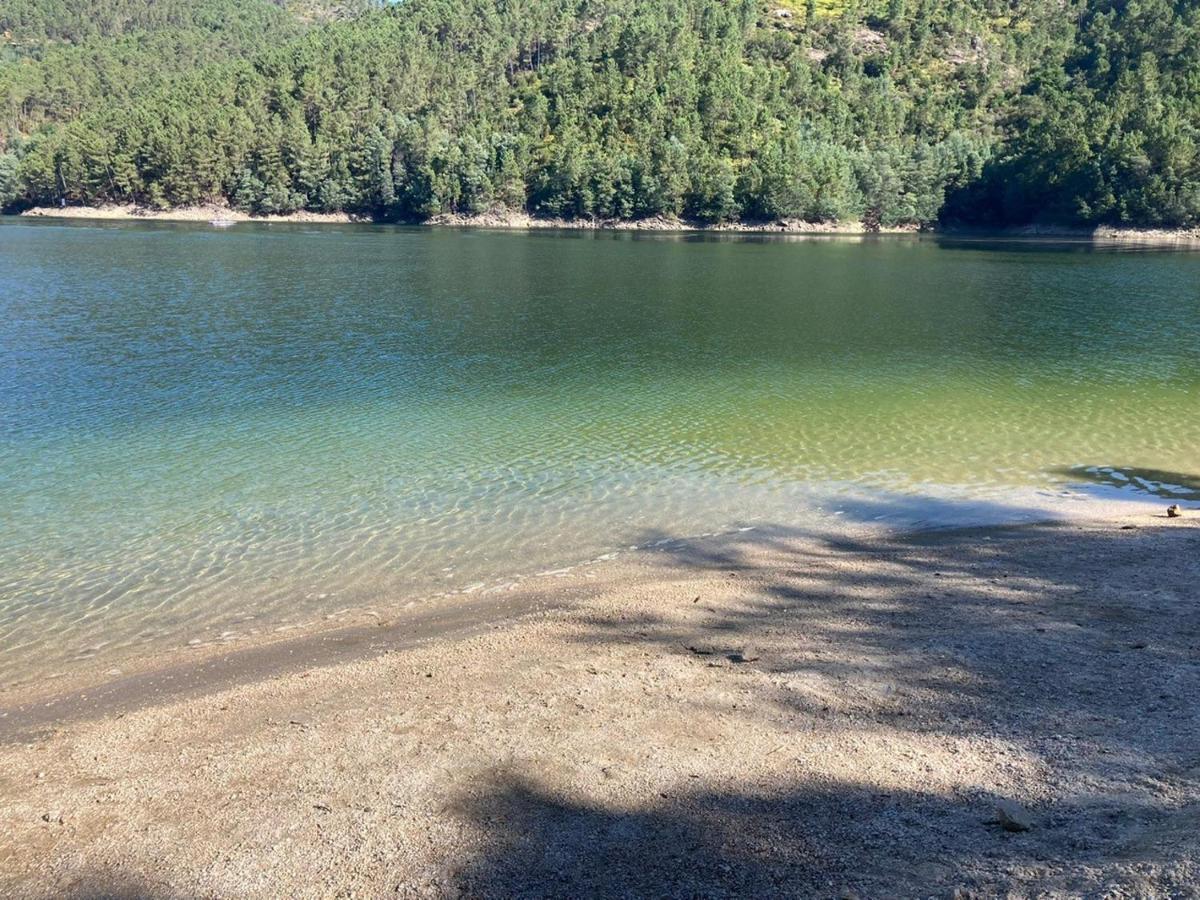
2 220 1198 686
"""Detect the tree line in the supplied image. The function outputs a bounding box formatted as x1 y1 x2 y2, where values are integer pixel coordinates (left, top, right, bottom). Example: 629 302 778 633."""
1 0 1196 227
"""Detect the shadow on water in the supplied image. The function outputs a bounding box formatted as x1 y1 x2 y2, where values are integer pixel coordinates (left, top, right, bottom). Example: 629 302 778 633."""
929 236 1190 255
1053 465 1200 503
440 504 1200 897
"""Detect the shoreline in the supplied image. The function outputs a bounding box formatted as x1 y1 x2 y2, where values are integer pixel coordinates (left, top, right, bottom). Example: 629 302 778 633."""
0 526 678 741
0 491 1169 730
12 203 912 234
14 204 1200 243
1 510 1197 895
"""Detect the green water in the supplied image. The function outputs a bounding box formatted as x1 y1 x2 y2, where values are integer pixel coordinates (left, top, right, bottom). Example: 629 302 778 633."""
1 220 1198 685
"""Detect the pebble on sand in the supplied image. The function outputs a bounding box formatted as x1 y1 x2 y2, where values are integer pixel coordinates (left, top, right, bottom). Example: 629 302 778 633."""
1167 504 1184 518
994 800 1034 833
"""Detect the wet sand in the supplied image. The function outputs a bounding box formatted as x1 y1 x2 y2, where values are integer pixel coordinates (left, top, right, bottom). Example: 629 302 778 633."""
1 513 1198 897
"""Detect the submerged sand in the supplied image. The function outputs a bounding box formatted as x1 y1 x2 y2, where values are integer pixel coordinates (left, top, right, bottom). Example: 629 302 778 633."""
1 514 1197 897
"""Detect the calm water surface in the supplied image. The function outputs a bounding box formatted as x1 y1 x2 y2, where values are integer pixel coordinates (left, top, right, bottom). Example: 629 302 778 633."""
2 221 1198 685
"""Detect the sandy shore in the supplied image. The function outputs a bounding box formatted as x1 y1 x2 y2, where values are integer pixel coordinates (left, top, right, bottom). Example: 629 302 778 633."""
17 204 365 224
15 204 911 234
422 210 920 235
15 205 1200 244
1 513 1197 897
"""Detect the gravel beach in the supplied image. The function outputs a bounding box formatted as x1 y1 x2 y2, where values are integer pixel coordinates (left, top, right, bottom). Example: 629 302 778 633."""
1 514 1198 897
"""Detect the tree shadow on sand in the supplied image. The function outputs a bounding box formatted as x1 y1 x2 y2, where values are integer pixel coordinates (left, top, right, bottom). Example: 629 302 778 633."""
51 871 184 900
443 497 1200 897
447 773 1198 898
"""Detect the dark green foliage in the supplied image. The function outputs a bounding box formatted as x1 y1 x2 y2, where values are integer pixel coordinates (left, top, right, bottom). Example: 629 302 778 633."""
1 0 1195 226
945 0 1200 228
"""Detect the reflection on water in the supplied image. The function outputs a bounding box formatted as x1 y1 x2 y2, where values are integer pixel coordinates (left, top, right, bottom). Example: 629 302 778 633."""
1 220 1198 684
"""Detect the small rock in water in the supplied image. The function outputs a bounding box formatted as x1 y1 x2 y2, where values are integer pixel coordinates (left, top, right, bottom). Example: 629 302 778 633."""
994 800 1034 832
1167 504 1183 518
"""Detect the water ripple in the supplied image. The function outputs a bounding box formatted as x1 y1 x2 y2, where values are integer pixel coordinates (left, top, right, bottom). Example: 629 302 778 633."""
1 222 1198 685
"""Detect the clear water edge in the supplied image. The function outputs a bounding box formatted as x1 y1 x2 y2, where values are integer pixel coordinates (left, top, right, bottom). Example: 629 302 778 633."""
2 220 1198 689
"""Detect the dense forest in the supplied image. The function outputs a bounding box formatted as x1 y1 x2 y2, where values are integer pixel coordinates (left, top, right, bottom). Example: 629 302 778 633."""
0 0 1196 227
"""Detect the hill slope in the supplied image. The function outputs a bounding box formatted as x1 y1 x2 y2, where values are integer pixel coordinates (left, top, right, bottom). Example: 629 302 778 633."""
1 0 1196 227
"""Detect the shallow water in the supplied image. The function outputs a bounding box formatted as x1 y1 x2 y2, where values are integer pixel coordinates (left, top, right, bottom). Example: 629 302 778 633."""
2 221 1198 684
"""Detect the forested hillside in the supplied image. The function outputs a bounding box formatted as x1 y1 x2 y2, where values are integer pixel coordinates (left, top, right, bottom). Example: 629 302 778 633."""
1 0 1196 227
